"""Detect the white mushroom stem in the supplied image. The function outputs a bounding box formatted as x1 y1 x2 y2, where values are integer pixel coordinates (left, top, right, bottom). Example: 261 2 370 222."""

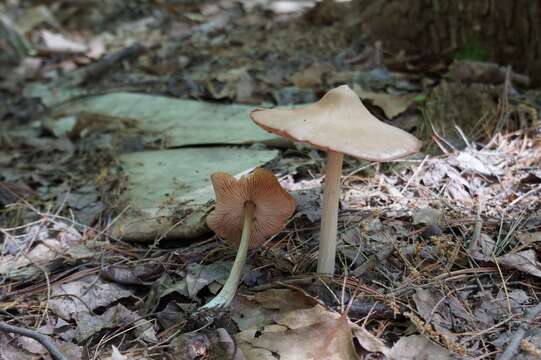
317 150 344 274
201 201 255 309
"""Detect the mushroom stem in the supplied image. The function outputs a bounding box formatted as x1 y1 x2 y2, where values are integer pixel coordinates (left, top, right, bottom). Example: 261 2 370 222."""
201 201 255 309
317 150 344 274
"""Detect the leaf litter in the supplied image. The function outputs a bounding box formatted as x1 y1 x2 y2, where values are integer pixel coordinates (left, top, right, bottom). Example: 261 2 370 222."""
1 0 541 359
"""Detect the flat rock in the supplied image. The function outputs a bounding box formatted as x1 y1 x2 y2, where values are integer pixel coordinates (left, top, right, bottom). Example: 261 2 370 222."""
53 92 278 147
112 147 278 242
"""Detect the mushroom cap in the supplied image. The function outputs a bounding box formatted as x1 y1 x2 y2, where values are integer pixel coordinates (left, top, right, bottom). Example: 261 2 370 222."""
250 85 421 161
206 168 296 249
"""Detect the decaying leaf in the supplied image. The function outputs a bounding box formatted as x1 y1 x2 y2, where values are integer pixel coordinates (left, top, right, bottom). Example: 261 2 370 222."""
291 63 331 89
387 335 451 360
237 308 357 360
100 261 164 285
231 288 318 330
452 151 504 176
111 346 128 360
74 304 139 342
157 261 239 301
470 235 541 278
497 250 541 278
0 220 84 277
413 289 454 336
353 84 418 118
352 326 389 355
0 332 83 360
184 262 233 299
212 67 255 102
517 232 541 246
49 276 133 321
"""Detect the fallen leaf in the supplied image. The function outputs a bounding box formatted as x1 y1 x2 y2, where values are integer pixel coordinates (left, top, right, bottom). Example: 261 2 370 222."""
74 304 139 342
387 335 450 360
158 262 235 301
231 289 317 330
0 333 28 360
0 220 84 276
470 237 541 278
237 309 357 360
272 304 342 329
100 262 164 285
213 67 255 102
453 152 503 176
352 326 389 354
291 64 331 88
517 232 541 246
469 233 496 260
156 301 186 330
290 187 322 223
49 276 133 321
41 29 88 53
413 288 455 337
111 346 127 360
184 262 232 299
497 250 541 278
353 84 417 118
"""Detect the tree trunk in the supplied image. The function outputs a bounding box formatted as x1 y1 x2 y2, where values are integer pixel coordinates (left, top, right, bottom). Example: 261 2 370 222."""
352 0 541 84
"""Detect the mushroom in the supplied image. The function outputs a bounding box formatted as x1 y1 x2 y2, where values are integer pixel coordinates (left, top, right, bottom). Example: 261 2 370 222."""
202 168 296 309
250 85 421 274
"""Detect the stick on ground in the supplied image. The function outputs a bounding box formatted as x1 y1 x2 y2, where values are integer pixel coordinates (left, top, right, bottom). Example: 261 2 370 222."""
0 321 68 360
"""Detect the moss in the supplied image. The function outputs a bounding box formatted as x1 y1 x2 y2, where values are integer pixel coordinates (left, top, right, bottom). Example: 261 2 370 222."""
419 81 498 153
454 40 489 62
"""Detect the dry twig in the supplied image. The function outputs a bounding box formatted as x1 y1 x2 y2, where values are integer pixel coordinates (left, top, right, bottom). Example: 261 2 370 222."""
0 321 67 360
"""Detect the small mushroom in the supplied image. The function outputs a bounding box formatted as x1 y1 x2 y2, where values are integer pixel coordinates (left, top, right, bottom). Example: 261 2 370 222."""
250 85 421 274
202 168 296 309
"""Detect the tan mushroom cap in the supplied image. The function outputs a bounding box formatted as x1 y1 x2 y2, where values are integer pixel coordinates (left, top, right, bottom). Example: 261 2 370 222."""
250 85 421 161
206 168 296 249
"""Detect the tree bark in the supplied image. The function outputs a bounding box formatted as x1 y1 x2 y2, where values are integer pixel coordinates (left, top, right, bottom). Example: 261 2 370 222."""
351 0 541 84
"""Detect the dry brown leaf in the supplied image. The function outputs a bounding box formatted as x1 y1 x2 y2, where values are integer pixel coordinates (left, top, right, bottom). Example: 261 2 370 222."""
291 64 331 88
0 220 83 275
387 335 451 360
231 289 318 330
517 232 541 246
351 326 390 355
453 152 503 176
49 276 133 321
237 311 357 360
353 84 417 118
497 250 541 278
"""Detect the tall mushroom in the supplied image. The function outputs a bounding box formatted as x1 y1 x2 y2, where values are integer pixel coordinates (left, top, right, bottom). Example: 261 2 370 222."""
202 168 296 309
250 85 421 275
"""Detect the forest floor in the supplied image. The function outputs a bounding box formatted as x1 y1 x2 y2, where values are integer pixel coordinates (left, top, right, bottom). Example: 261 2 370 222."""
1 1 541 359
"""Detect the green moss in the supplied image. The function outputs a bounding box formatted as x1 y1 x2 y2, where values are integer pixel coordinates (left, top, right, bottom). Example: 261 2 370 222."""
455 41 489 62
413 94 427 103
